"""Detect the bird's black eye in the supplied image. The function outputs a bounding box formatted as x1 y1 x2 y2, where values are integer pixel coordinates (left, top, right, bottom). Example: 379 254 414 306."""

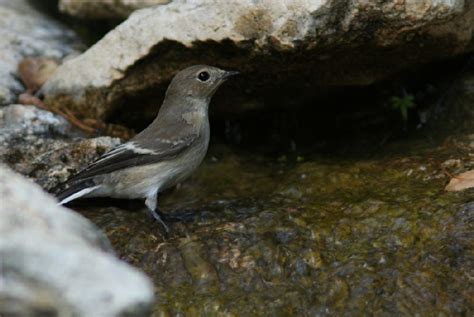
198 71 210 82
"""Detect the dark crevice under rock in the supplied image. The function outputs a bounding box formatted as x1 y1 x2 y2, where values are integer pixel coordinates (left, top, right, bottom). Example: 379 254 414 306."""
104 37 470 122
108 53 474 156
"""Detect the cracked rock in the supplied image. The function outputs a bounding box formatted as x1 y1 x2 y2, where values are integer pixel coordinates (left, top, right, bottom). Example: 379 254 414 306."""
41 0 474 123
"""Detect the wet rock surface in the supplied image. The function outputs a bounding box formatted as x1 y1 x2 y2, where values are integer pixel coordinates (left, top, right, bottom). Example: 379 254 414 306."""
0 0 81 105
42 0 474 122
59 0 171 19
0 164 154 316
71 133 473 315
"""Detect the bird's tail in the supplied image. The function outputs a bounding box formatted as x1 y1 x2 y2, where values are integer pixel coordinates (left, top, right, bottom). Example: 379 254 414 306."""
55 179 98 205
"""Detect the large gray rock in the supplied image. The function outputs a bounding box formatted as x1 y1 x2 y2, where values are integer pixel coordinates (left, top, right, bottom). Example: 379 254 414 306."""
59 0 171 19
0 164 154 316
0 0 81 105
41 0 474 122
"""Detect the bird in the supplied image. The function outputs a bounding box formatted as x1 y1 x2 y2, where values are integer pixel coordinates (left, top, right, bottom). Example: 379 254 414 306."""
55 65 239 232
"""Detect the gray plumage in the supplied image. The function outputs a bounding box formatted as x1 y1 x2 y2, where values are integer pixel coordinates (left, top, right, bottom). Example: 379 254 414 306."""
56 65 238 230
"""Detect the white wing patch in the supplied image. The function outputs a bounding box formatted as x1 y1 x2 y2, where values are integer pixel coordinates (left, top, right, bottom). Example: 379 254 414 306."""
122 142 159 154
155 139 185 146
94 142 158 164
93 138 188 165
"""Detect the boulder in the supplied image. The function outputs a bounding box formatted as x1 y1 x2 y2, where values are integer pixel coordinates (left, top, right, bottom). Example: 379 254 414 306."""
0 164 154 316
59 0 171 19
0 0 82 105
41 0 474 122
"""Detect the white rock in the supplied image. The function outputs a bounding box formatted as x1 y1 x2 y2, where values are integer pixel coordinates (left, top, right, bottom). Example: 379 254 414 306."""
0 164 154 316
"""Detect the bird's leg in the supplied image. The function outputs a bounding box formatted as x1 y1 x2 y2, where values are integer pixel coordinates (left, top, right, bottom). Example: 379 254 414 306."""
145 191 169 234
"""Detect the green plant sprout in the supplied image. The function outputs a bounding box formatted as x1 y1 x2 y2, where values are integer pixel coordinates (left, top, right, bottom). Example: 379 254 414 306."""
390 93 415 122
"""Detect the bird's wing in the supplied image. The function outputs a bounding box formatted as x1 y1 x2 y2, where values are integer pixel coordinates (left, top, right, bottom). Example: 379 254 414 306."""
66 135 197 183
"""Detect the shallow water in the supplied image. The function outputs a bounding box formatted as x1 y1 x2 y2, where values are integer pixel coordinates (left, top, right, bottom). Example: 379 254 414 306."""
75 133 473 316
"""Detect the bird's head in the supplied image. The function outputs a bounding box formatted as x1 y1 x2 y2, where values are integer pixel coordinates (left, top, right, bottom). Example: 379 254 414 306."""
165 65 239 102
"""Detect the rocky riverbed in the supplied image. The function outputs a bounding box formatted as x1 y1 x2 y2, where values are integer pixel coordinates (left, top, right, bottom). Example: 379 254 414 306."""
1 0 473 316
75 132 473 315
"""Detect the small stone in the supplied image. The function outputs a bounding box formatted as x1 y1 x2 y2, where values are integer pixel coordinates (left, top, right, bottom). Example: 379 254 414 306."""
18 57 59 92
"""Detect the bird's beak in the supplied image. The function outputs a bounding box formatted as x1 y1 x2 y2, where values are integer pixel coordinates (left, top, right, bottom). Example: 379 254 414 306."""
222 70 240 79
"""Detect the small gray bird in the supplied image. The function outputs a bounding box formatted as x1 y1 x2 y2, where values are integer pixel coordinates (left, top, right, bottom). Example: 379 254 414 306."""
56 65 238 231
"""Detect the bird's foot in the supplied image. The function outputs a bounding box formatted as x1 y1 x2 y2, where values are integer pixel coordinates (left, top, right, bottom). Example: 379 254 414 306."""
149 208 170 235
